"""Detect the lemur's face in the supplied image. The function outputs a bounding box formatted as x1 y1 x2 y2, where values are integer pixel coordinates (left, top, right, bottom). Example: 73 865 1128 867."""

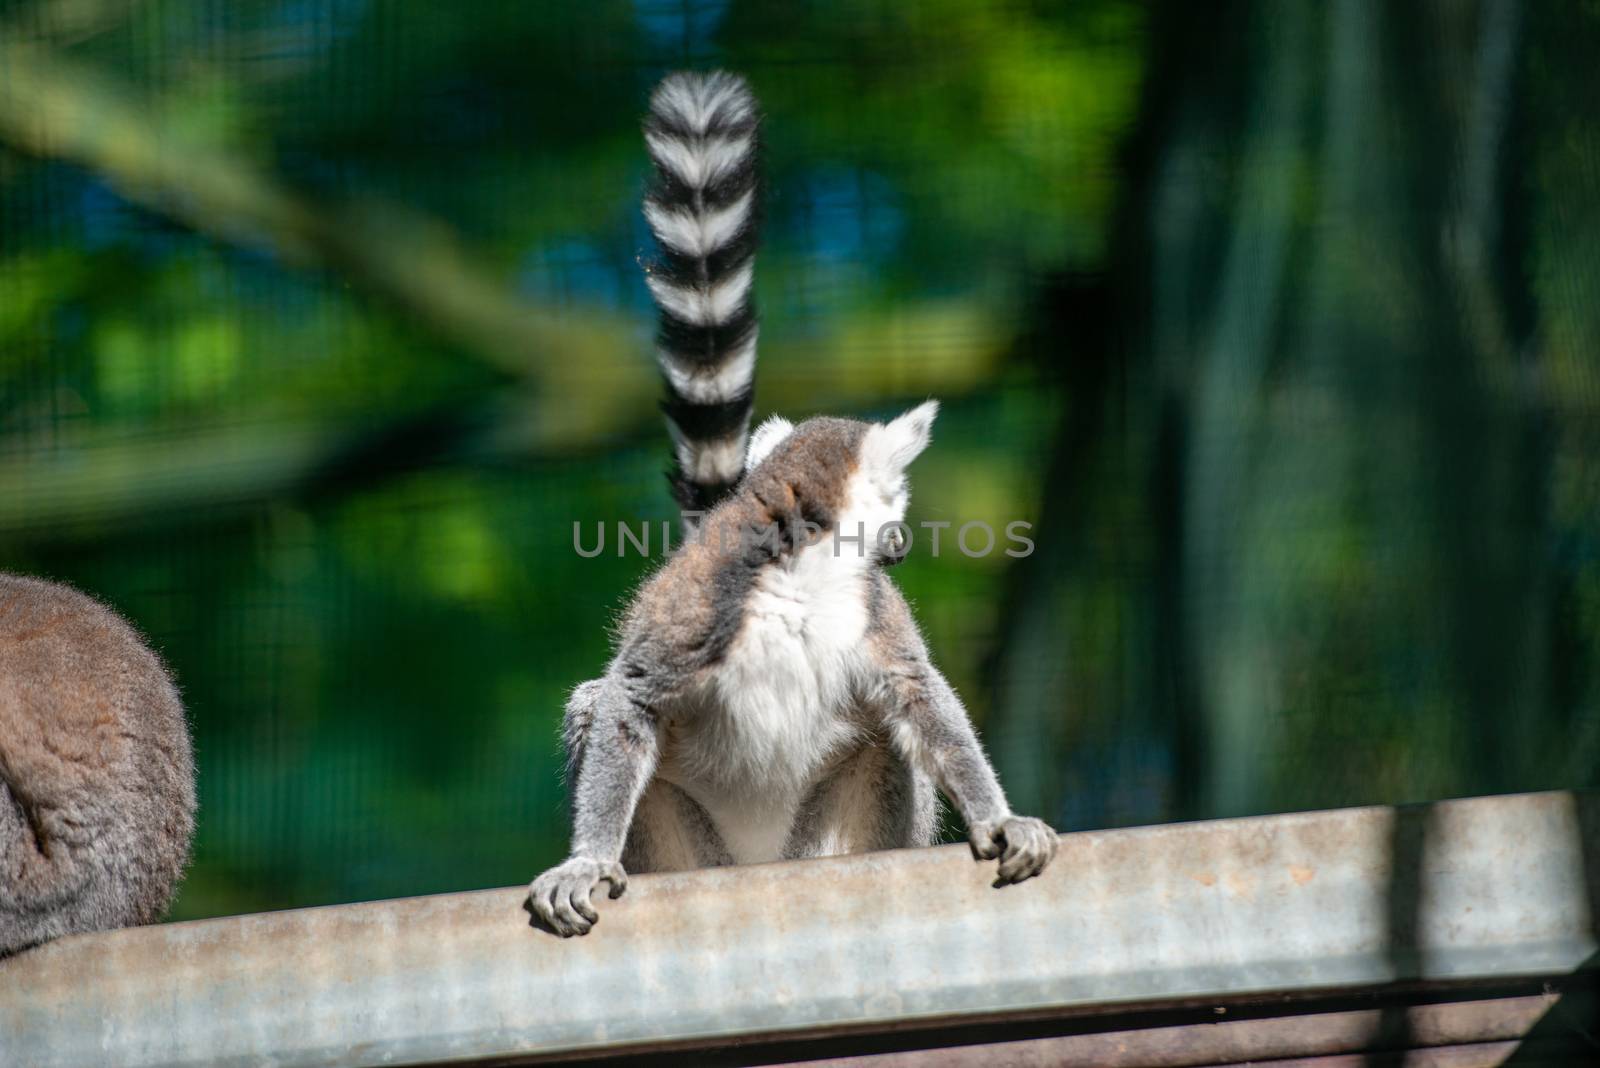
744 401 937 566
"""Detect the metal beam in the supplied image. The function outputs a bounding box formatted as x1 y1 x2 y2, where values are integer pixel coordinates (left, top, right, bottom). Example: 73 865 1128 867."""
2 791 1597 1067
770 991 1588 1068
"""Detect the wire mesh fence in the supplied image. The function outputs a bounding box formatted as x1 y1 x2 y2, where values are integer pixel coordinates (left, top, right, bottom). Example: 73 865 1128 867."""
1 0 1597 919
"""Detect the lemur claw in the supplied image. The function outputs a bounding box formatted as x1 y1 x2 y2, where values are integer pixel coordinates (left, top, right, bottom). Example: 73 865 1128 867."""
969 816 1058 887
525 857 628 937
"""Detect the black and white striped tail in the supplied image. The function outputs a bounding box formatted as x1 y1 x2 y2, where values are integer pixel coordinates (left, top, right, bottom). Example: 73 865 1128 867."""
641 71 761 517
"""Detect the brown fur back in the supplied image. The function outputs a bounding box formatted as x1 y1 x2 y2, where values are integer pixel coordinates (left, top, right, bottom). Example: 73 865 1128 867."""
0 573 196 956
623 416 869 679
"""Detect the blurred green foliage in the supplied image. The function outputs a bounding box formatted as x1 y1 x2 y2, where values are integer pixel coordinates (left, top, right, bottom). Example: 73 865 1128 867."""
0 0 1595 920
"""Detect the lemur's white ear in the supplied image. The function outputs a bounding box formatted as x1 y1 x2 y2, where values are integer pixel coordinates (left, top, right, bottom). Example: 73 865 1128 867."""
746 414 795 469
867 400 939 473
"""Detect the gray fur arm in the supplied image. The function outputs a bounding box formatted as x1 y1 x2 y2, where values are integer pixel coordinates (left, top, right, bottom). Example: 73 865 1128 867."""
564 675 659 860
880 660 1057 884
869 585 1058 885
528 674 658 936
878 659 1010 826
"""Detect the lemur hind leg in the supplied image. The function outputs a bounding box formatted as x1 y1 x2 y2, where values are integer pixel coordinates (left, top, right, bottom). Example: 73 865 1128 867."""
0 778 87 956
623 780 733 873
782 738 938 859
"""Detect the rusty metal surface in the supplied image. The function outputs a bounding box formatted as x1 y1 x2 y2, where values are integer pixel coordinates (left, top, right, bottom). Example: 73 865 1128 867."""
1177 1044 1534 1068
796 1042 1532 1068
777 992 1566 1067
2 791 1596 1067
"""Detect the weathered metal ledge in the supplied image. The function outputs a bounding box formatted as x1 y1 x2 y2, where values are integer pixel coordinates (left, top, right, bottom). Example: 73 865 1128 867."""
3 791 1598 1067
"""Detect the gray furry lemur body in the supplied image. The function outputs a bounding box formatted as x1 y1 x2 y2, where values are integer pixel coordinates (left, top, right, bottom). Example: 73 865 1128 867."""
527 72 1057 936
0 574 196 956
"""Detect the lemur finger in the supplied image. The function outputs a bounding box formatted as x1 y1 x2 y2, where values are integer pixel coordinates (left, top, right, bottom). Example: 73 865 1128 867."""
601 863 629 898
992 819 1056 884
1031 823 1060 874
550 885 591 936
1029 826 1057 876
996 843 1033 884
542 885 569 933
528 882 559 931
969 823 1003 861
545 883 581 937
571 886 599 924
1007 851 1044 884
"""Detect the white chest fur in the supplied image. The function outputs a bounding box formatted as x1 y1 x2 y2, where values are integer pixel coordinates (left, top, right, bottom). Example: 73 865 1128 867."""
680 535 874 863
655 406 937 864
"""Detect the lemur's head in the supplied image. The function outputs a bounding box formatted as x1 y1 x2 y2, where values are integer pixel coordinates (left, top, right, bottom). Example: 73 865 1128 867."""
739 401 938 566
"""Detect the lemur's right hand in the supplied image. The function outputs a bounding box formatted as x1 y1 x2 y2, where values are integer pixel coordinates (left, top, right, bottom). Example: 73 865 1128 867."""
525 856 628 937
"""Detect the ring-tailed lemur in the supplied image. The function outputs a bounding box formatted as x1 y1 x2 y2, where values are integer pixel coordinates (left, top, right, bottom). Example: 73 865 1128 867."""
527 71 1056 937
0 574 196 956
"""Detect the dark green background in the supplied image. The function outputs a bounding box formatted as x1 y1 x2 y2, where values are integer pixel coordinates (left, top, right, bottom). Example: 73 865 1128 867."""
1 0 1595 920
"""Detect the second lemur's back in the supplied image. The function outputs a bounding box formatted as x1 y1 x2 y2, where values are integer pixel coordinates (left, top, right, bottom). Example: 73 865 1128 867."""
641 71 762 517
0 574 196 956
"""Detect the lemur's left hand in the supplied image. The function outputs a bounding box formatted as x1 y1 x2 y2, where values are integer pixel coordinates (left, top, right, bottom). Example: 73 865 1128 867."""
968 815 1058 887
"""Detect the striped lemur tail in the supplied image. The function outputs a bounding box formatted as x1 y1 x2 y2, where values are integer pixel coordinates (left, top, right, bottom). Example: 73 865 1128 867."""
641 71 761 518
